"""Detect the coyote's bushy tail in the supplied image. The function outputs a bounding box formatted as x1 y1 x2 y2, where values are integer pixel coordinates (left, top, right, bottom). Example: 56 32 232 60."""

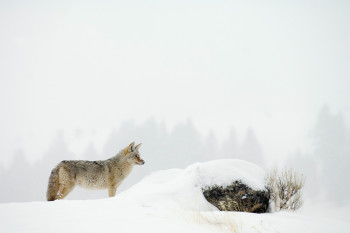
46 163 61 201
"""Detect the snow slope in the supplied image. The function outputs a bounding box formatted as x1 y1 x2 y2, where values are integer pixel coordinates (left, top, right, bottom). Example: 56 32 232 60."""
1 159 349 233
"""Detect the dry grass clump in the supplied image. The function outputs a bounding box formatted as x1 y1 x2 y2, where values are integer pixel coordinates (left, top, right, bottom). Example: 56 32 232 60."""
266 168 305 211
192 211 240 233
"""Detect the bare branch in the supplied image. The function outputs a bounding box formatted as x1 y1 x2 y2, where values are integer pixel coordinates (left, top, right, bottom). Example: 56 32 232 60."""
266 168 305 211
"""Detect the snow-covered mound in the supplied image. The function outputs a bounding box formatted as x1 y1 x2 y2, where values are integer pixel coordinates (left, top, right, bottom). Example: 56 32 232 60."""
119 159 266 211
1 159 349 233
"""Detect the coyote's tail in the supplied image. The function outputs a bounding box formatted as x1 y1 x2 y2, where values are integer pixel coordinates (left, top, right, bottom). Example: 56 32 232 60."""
46 163 61 201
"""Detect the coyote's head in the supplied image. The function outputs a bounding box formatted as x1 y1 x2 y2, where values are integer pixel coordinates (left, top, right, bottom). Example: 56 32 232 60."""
124 142 145 165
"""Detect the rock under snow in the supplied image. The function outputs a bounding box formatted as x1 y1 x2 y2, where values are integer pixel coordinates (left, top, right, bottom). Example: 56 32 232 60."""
195 159 270 213
203 180 270 213
120 159 268 212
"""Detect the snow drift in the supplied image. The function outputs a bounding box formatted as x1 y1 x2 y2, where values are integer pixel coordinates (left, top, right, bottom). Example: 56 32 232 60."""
119 159 266 211
1 159 349 233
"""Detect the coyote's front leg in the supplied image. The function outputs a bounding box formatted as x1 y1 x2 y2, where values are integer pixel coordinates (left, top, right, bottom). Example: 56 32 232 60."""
108 184 117 197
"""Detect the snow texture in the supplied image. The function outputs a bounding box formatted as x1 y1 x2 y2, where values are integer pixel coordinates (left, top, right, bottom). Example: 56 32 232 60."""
1 159 349 233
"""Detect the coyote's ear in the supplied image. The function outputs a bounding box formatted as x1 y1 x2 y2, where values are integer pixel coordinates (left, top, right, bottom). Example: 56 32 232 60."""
135 143 142 150
124 142 135 155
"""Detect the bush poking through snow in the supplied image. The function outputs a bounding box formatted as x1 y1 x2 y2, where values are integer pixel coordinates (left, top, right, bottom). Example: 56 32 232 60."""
266 169 305 211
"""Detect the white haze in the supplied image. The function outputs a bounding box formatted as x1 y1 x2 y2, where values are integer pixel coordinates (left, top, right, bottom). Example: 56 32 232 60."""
0 1 349 203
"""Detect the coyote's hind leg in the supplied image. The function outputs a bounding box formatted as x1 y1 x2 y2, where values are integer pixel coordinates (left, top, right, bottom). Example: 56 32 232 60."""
56 166 75 200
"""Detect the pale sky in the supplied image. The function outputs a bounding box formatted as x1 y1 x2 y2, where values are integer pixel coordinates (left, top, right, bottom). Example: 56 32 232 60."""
0 0 349 166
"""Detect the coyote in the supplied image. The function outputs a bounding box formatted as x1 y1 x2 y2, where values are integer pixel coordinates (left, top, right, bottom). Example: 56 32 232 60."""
46 142 145 201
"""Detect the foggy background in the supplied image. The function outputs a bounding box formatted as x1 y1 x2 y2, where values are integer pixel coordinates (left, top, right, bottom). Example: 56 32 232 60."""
0 1 349 204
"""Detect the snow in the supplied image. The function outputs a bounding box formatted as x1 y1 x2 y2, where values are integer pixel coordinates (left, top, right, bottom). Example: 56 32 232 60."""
118 159 266 211
186 159 266 190
1 159 349 233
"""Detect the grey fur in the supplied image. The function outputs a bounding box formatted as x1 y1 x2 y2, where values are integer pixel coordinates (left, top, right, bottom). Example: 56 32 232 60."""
46 142 144 201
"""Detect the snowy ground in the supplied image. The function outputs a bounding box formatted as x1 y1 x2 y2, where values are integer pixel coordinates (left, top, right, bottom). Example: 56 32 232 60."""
1 160 349 233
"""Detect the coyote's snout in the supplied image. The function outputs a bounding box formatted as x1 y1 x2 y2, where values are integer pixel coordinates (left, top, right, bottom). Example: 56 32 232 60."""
46 142 144 201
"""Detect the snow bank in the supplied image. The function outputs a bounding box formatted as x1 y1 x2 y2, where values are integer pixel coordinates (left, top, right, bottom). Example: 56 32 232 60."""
119 159 266 211
1 159 349 233
186 159 266 190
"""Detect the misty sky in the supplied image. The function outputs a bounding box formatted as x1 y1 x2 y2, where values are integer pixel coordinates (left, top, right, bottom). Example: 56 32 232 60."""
0 0 349 166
